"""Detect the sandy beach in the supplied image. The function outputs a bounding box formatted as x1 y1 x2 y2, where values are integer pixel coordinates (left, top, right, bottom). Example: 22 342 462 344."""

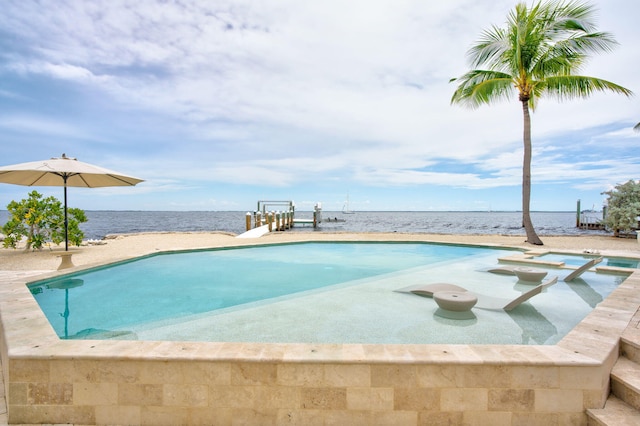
1 231 638 272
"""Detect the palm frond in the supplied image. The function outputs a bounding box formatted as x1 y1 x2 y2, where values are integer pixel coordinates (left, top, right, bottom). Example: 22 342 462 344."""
467 25 510 70
634 122 640 133
548 0 598 33
450 70 514 108
555 32 619 60
543 75 633 100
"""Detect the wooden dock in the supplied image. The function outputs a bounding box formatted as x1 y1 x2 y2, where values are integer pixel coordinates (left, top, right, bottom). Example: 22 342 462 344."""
237 200 322 238
576 200 606 230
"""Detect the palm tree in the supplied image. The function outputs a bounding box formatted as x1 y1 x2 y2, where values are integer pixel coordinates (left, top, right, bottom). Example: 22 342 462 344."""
634 122 640 132
451 0 632 245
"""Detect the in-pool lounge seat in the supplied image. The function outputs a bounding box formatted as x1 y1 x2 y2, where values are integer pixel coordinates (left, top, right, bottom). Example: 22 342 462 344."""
396 276 558 312
563 257 603 282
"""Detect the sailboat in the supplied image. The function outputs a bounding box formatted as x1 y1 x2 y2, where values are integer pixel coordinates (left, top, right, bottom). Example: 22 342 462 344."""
342 193 355 214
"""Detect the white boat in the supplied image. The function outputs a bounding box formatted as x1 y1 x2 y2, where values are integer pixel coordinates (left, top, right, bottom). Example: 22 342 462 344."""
342 194 355 214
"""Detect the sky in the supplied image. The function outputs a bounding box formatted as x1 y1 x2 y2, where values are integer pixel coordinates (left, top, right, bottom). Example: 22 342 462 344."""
0 0 638 213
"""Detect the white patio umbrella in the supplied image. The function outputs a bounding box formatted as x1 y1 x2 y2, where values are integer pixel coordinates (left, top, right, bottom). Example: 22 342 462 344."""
0 154 144 250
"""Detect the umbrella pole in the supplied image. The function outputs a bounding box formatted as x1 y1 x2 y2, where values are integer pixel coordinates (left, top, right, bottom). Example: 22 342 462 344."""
63 176 68 251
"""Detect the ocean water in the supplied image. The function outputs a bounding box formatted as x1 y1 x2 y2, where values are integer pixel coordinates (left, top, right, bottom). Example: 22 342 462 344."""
0 210 607 240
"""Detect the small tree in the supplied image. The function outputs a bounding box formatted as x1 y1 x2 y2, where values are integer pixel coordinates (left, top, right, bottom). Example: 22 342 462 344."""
603 180 640 236
2 190 87 250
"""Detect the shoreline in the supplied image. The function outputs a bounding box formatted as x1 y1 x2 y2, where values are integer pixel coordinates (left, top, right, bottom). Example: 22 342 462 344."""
1 231 638 272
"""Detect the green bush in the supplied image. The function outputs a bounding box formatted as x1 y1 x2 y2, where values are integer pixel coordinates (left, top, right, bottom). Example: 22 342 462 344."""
2 190 87 250
603 180 640 236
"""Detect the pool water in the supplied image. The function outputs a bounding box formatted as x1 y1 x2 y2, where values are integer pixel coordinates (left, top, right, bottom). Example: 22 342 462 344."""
29 242 626 345
535 253 640 268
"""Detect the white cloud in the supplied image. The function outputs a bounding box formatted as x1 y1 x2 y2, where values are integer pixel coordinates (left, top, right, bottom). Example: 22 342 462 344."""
0 0 638 210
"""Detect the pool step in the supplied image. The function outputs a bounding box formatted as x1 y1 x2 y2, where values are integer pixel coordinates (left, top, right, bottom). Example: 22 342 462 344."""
587 396 640 425
587 337 640 425
621 334 640 364
611 356 640 410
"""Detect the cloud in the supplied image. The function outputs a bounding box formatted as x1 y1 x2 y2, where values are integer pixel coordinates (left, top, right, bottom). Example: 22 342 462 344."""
0 0 637 211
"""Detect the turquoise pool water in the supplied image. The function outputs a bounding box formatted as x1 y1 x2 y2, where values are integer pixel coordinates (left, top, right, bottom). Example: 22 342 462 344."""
28 242 626 345
536 253 639 268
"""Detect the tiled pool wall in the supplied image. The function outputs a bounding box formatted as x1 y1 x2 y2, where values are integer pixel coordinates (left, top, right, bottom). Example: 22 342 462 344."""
1 266 639 425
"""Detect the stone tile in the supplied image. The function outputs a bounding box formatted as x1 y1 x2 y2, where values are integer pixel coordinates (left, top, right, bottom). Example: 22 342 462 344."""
50 359 141 384
228 407 278 425
394 387 439 411
95 405 141 425
535 388 583 412
231 362 277 386
510 366 559 389
163 383 208 407
140 405 190 426
323 409 371 425
558 365 606 389
182 361 231 385
346 387 394 411
370 364 417 387
9 359 49 382
417 411 463 426
73 382 118 405
9 404 95 425
277 364 324 386
582 388 608 409
509 413 551 425
27 382 73 405
459 365 513 388
188 407 233 425
118 383 163 405
370 409 418 425
488 388 534 411
275 408 324 425
301 387 347 410
323 364 370 387
440 388 488 411
415 365 459 388
461 410 512 426
557 411 591 425
139 361 185 384
254 386 301 409
8 382 27 405
209 385 257 408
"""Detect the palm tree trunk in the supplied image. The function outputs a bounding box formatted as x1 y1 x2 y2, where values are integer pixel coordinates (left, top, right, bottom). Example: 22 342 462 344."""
521 100 543 245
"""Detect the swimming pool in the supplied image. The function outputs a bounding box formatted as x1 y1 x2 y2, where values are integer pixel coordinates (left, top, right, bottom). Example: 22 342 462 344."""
4 234 640 425
28 242 626 345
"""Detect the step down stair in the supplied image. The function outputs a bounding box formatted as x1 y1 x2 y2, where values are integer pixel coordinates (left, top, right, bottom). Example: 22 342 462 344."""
587 395 640 425
587 336 640 425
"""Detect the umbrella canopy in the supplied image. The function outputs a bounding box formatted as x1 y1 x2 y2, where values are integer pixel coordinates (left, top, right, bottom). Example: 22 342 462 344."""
0 154 144 250
0 154 143 187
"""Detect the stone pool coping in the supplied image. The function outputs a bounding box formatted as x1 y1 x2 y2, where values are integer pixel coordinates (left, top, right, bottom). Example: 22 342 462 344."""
2 237 640 424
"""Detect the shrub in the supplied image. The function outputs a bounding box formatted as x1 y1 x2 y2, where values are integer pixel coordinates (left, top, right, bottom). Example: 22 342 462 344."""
603 180 640 236
1 190 87 250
